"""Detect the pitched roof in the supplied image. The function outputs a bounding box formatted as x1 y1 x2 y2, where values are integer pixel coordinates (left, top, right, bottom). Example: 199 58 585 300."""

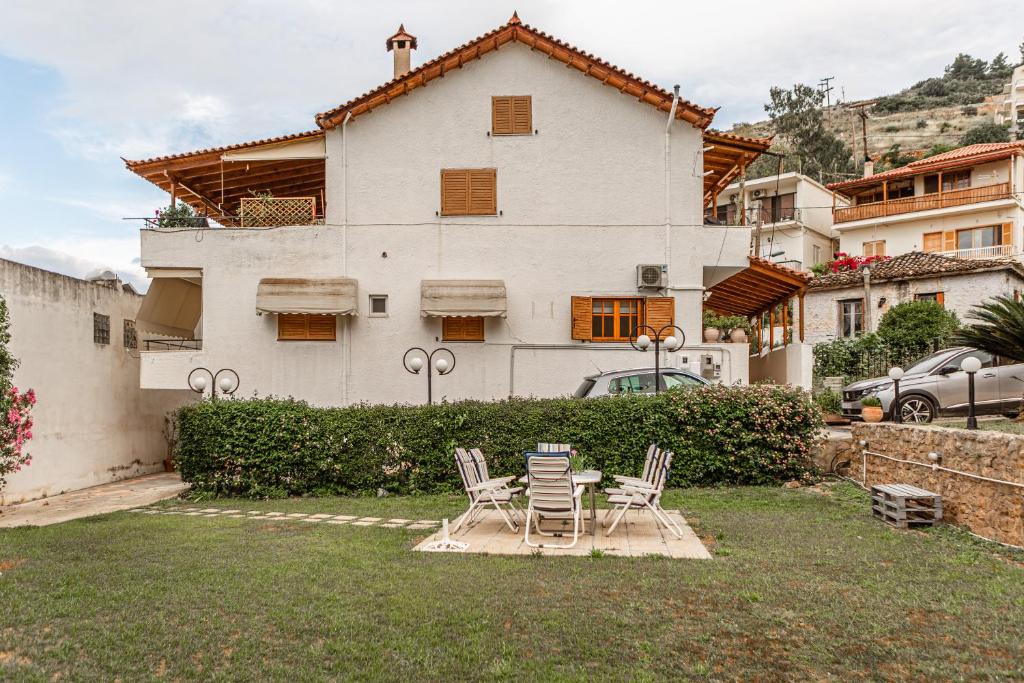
828 141 1024 192
808 252 1024 290
702 130 773 204
123 130 324 168
315 13 717 130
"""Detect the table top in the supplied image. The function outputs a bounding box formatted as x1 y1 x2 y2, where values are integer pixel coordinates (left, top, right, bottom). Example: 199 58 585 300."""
518 470 602 485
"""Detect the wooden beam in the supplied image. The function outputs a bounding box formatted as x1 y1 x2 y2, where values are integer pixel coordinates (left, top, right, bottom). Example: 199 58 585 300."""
769 306 775 348
799 294 805 343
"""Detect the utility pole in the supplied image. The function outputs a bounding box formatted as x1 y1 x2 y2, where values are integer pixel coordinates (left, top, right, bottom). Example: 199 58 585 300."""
819 76 835 124
754 200 763 259
859 107 870 161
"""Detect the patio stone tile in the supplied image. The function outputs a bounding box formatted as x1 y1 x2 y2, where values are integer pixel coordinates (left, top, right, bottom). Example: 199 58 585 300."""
200 508 221 513
246 511 263 515
414 519 439 525
351 521 376 526
407 523 436 529
202 513 220 517
326 519 351 525
227 514 246 518
183 508 202 512
184 512 203 516
220 509 241 514
357 517 382 522
386 518 412 524
265 512 284 517
286 513 310 518
380 522 407 528
300 518 322 523
330 515 358 521
309 514 333 519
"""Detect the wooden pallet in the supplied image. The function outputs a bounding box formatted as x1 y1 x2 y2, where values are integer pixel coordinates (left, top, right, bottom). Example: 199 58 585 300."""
871 484 942 529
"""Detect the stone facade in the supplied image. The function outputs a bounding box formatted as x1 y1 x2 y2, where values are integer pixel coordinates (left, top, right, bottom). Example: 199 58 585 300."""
842 423 1024 547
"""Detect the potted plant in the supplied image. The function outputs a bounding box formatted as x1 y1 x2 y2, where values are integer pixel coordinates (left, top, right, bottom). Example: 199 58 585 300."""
702 311 722 343
860 396 884 423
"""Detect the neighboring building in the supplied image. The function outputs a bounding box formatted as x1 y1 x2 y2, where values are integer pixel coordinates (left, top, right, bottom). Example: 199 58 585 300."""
827 142 1024 261
992 64 1024 137
0 259 189 505
803 252 1024 343
125 15 812 403
706 172 844 271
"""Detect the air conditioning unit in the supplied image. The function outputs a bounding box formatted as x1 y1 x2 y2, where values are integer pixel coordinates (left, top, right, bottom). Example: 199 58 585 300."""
728 193 738 202
753 189 764 198
636 264 668 289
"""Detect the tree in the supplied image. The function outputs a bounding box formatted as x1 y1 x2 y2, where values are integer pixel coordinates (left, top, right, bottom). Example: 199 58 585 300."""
959 122 1011 146
1019 38 1024 66
877 301 960 360
989 52 1014 80
875 144 916 172
0 294 35 491
953 296 1024 362
761 84 855 184
944 53 988 80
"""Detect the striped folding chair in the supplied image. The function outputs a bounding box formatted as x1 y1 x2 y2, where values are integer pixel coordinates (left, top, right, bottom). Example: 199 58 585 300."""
524 452 585 549
603 450 684 538
452 447 522 533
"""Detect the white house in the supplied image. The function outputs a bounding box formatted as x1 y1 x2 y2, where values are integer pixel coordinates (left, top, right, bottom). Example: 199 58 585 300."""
125 15 811 404
992 64 1024 137
827 142 1024 261
707 172 844 271
803 251 1024 343
0 259 189 504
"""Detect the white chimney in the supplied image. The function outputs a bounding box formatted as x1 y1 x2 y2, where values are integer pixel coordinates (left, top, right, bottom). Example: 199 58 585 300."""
863 160 874 178
386 24 417 80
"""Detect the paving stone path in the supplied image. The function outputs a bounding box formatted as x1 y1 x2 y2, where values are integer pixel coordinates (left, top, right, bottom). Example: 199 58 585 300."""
131 505 441 530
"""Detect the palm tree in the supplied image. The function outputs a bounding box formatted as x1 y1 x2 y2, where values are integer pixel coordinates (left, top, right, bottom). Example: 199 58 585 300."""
953 296 1024 362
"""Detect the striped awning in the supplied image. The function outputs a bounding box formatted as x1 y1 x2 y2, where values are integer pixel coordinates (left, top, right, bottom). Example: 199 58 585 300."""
420 280 507 317
256 278 358 315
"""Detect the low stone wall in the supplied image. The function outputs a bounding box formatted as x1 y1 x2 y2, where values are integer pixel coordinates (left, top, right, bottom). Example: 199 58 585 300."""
849 423 1024 547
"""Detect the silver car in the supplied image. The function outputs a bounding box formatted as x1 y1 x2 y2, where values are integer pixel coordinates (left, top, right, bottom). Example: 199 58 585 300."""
574 367 709 398
842 347 1024 423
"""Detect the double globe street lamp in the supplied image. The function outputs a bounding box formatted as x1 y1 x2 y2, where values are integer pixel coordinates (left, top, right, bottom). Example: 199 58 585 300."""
629 324 686 395
188 367 240 400
403 347 456 405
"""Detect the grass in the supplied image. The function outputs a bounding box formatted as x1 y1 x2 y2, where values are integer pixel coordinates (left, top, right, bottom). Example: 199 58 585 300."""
2 484 1023 681
933 417 1024 434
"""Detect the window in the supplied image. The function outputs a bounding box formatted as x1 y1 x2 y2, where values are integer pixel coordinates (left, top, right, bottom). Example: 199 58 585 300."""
661 373 705 390
93 313 110 345
838 299 863 339
491 96 532 135
608 373 658 395
812 245 822 265
440 169 497 216
938 350 993 375
368 295 388 317
591 298 644 341
854 187 885 205
922 232 942 252
123 319 138 349
914 292 945 306
924 174 939 194
863 240 886 257
760 193 796 223
442 316 484 342
943 170 971 191
956 225 1001 251
278 314 336 341
887 179 914 199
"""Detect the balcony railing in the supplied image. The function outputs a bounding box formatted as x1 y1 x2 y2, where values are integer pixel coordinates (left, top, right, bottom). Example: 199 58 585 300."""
704 207 802 227
935 244 1017 260
144 338 203 351
834 182 1012 224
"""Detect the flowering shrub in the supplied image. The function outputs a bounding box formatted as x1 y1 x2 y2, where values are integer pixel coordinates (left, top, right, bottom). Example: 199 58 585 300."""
811 252 890 276
175 384 822 498
0 294 35 491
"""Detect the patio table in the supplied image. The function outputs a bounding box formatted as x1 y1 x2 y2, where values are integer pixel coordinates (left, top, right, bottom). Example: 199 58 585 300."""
519 469 602 535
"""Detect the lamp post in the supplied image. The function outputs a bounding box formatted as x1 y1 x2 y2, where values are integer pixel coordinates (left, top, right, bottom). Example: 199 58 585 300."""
403 347 455 405
187 367 239 400
629 324 686 394
961 355 982 430
888 366 904 423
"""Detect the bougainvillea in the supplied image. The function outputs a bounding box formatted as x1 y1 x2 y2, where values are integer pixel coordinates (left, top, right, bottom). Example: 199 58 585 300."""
0 294 35 491
820 252 890 275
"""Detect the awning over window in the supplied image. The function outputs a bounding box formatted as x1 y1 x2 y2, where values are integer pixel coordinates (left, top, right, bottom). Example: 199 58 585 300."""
137 277 202 338
420 280 507 317
256 278 358 315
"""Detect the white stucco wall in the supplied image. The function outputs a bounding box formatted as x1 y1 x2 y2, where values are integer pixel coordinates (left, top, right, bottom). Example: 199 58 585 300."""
749 343 813 389
138 41 754 406
1 259 191 505
803 268 1024 343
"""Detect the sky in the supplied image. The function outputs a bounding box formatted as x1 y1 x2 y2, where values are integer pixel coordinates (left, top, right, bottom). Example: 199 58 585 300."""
0 0 1020 290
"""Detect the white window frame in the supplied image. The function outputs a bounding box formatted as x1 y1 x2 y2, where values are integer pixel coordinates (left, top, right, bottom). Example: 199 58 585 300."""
368 294 389 317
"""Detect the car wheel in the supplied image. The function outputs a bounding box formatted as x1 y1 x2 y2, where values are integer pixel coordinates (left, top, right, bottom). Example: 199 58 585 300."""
899 396 935 423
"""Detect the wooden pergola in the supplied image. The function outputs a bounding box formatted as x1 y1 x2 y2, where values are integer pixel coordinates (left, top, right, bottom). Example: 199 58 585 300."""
703 131 773 211
705 257 810 348
123 130 326 227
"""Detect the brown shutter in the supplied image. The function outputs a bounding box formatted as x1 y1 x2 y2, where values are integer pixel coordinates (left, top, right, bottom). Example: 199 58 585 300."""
571 296 593 341
443 316 484 341
942 230 956 251
278 314 309 340
441 169 470 216
511 96 532 133
468 169 497 215
492 97 513 134
936 292 945 307
922 232 942 252
1002 222 1013 247
644 297 675 339
307 315 337 341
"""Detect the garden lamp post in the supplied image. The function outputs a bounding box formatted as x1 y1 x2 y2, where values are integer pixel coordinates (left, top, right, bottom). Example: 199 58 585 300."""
888 366 904 424
403 347 455 405
629 324 686 395
961 355 982 430
188 367 239 400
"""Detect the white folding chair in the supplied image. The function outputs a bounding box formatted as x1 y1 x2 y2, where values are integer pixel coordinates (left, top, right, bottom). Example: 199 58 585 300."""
452 447 522 532
603 450 685 538
537 442 572 453
524 453 585 549
604 444 660 496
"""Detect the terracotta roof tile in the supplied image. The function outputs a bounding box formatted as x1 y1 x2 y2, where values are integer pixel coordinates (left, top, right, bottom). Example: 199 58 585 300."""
808 252 1024 290
315 15 716 130
124 130 323 168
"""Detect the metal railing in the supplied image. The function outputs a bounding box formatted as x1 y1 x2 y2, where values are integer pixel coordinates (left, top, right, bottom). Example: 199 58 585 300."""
935 244 1017 260
704 207 801 227
128 216 326 230
834 182 1012 223
143 339 203 351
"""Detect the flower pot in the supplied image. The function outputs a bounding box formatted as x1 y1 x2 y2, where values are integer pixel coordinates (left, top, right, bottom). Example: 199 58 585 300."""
861 406 884 423
728 327 748 344
703 327 721 343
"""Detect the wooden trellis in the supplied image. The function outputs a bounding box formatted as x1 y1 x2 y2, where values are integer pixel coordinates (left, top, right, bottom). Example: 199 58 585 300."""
239 197 316 227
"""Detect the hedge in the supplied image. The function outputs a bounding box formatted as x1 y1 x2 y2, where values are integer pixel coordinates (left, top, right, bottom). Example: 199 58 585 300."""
175 384 823 498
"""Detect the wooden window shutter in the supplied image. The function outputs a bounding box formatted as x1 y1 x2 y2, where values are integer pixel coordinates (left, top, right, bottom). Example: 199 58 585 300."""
1002 222 1013 246
511 96 532 134
570 296 593 341
936 292 945 307
279 314 309 340
644 297 675 338
942 230 956 252
441 169 496 216
468 169 496 215
922 232 942 253
441 169 470 216
307 315 337 341
492 97 513 134
443 316 484 341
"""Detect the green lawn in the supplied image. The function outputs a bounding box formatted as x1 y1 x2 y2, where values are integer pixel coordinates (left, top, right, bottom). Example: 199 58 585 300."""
933 417 1024 434
2 484 1022 681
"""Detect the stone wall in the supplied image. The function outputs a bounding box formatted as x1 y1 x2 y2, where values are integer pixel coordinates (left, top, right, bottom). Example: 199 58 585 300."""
848 423 1024 547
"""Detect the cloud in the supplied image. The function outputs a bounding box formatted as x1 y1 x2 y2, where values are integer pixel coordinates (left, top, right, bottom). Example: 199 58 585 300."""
0 170 11 193
1 239 148 291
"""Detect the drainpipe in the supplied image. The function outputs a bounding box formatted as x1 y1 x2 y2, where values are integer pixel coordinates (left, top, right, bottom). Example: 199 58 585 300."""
862 265 872 333
341 111 353 406
665 85 680 269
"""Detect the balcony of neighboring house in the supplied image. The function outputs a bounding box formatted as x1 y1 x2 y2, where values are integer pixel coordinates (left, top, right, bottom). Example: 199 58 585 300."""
135 268 205 390
704 205 802 227
833 180 1012 224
